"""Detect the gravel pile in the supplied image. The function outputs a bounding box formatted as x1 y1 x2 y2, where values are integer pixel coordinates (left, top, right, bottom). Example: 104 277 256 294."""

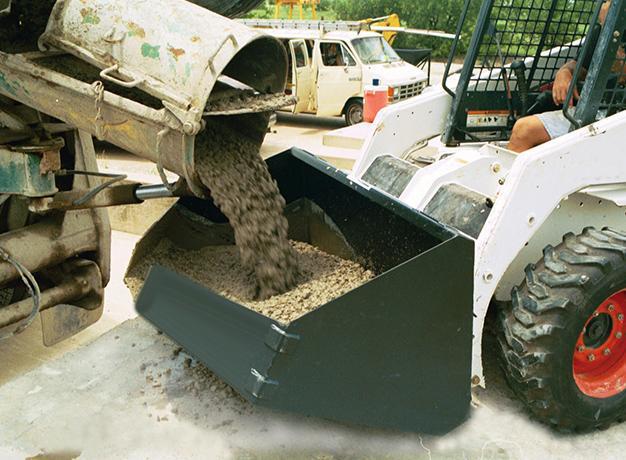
125 238 374 323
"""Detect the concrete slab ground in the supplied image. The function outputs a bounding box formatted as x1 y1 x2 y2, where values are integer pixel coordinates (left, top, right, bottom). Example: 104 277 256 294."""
0 231 138 387
1 314 625 460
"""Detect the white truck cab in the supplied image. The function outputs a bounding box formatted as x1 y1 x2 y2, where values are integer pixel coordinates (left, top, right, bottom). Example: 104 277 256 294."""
263 29 428 125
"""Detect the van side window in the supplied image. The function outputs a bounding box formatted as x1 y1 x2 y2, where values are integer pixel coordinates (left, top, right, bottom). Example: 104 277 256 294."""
293 41 308 68
320 42 356 67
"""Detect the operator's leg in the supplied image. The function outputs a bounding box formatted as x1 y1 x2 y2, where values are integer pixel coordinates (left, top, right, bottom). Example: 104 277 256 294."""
507 115 550 153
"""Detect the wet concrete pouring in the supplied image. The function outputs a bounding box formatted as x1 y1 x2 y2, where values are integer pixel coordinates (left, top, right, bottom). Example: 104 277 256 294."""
193 116 302 300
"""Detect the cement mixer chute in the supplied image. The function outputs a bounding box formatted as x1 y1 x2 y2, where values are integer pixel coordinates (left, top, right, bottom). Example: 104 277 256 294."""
0 0 291 195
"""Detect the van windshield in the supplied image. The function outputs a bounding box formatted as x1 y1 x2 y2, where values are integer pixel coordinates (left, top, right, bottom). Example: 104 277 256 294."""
352 36 401 64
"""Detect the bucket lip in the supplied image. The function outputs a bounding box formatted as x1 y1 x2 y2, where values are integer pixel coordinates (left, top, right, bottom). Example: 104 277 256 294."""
286 148 460 242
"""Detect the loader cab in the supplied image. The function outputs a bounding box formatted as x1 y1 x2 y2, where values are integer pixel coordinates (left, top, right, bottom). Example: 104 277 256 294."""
441 0 626 147
268 29 428 125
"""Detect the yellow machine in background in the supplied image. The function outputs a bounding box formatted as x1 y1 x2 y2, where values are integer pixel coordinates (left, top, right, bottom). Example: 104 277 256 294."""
274 0 319 19
363 14 401 45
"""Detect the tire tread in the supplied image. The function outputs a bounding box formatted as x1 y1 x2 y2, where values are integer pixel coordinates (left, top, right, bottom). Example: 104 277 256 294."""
498 227 626 431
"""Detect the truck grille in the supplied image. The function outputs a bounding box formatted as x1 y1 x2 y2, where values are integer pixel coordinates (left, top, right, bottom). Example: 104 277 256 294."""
392 80 427 102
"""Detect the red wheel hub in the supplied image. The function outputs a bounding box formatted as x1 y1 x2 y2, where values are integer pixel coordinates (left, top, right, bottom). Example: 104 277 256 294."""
573 289 626 398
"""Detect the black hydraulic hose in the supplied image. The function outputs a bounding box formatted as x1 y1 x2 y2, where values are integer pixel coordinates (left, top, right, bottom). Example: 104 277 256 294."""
0 247 41 340
511 61 529 117
56 169 127 206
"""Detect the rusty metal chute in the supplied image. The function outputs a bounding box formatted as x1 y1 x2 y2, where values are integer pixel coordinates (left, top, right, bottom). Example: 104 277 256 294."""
0 0 289 195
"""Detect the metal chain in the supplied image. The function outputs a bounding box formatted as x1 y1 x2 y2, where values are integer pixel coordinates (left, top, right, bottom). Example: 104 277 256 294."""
91 81 106 141
156 127 178 193
0 195 11 309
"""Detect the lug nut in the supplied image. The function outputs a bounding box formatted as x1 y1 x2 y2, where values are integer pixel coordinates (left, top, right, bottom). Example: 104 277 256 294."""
604 348 612 356
609 304 616 312
619 314 624 322
618 332 623 339
578 345 586 352
588 354 596 362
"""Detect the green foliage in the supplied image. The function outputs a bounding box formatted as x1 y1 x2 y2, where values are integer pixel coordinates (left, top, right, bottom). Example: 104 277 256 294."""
332 0 480 58
246 0 274 19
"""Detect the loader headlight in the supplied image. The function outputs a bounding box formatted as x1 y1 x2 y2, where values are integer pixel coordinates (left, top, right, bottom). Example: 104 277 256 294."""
387 86 399 101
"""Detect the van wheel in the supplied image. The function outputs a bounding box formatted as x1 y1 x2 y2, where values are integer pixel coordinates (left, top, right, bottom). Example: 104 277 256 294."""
498 227 626 431
344 99 363 126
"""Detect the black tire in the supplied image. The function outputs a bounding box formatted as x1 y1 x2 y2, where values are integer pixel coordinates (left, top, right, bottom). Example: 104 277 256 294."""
344 99 363 126
498 227 626 431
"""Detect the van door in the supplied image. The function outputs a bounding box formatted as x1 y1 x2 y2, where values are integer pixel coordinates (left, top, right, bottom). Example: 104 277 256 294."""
315 41 362 117
289 39 314 113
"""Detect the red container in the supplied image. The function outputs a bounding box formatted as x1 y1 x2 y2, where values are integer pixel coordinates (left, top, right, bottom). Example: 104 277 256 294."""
364 85 389 122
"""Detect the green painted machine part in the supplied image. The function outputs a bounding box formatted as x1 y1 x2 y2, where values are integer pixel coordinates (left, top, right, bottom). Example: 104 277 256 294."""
0 149 58 197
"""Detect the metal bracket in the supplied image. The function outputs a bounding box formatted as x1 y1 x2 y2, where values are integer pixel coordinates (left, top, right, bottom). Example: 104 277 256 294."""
208 34 239 76
162 101 203 135
248 368 279 400
0 147 60 197
100 64 144 89
265 323 300 354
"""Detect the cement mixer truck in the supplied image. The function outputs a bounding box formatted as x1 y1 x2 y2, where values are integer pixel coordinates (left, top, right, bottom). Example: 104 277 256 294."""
1 0 626 437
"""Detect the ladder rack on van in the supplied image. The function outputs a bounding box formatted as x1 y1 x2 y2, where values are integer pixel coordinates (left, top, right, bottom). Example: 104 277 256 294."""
237 18 369 33
237 18 456 39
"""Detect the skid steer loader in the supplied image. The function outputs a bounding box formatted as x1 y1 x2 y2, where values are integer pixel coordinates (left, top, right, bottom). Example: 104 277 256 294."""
133 0 626 433
0 0 624 436
327 0 626 431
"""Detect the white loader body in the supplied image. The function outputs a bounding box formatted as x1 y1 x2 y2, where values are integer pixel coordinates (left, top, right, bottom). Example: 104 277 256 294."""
340 67 626 385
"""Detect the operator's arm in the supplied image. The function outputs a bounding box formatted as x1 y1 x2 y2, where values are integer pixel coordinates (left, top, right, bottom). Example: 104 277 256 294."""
552 60 586 106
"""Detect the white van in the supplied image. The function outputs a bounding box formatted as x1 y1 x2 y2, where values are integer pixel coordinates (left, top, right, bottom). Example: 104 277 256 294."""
262 29 429 125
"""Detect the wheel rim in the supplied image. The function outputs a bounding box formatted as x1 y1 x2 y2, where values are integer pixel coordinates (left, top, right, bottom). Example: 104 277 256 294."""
348 105 363 125
573 289 626 398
